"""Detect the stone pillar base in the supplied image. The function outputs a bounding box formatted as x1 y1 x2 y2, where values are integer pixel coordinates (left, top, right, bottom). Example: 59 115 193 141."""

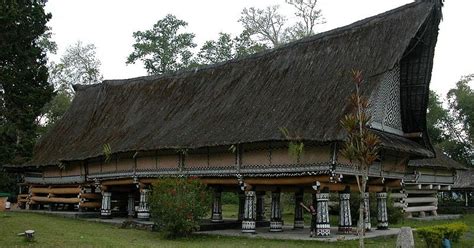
377 222 388 230
100 210 112 219
137 212 150 220
242 220 256 233
211 214 223 223
293 220 304 229
316 224 331 236
270 221 283 232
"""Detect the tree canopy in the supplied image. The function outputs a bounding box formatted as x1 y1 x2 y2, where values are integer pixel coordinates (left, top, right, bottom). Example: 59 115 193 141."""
0 0 54 165
126 14 196 75
197 31 267 65
426 76 474 166
49 41 103 96
239 0 324 47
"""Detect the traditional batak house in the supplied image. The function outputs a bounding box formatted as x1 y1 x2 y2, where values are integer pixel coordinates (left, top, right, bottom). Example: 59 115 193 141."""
13 0 444 236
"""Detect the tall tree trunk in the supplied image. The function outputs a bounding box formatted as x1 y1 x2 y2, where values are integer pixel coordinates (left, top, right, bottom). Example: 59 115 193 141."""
357 170 368 248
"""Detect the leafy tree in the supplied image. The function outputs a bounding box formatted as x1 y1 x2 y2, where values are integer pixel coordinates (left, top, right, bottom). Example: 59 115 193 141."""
38 26 58 55
234 30 269 57
447 75 474 147
239 5 287 47
341 70 381 248
239 1 324 47
197 31 267 65
285 0 325 41
127 14 196 75
426 76 473 166
427 90 450 144
0 0 54 166
0 0 53 195
49 41 103 96
37 90 72 137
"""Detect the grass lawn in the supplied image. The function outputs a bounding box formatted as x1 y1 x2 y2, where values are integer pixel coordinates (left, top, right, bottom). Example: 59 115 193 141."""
1 211 473 247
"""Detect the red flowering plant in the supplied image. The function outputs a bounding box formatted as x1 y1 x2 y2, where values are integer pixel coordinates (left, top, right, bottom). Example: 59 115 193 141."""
150 177 211 239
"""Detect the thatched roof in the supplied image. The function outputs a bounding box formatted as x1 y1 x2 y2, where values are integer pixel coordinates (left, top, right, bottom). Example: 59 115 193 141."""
453 169 474 190
409 147 467 170
27 1 441 167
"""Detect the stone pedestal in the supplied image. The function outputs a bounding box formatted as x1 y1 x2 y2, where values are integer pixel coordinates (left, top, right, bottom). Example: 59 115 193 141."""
270 191 283 232
127 193 135 218
211 189 223 222
376 192 388 230
137 189 150 220
242 191 256 233
363 192 371 231
315 192 330 236
100 192 112 218
256 191 266 221
338 192 352 233
293 191 304 229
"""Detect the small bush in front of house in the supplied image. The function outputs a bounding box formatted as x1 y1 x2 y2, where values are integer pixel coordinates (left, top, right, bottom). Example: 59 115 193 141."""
417 222 468 248
150 177 211 239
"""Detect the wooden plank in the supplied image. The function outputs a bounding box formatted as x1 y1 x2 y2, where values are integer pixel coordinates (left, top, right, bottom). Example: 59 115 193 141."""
79 201 101 208
404 205 437 213
49 187 81 194
30 188 50 194
30 196 80 204
79 193 101 199
393 202 406 208
405 189 437 194
390 193 406 199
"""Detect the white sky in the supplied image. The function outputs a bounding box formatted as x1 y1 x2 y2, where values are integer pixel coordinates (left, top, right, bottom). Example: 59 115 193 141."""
45 0 474 97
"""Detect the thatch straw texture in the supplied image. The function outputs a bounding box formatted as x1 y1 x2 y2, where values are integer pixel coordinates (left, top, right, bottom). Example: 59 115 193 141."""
28 2 439 166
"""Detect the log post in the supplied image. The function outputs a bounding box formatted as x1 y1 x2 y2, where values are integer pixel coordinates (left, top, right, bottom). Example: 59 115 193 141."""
238 191 245 221
127 193 135 218
376 192 389 230
338 187 352 233
100 192 112 218
256 191 266 221
269 190 283 232
315 191 330 236
293 190 304 229
211 188 223 222
363 192 371 231
241 191 256 233
137 189 150 220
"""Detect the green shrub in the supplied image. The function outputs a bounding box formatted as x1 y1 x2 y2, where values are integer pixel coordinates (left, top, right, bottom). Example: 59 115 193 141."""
386 193 403 224
417 222 468 248
150 177 211 239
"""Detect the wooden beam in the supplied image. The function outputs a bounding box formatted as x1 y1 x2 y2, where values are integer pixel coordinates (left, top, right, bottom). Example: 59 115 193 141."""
79 193 101 199
403 132 423 138
405 205 437 213
79 201 101 208
30 196 80 204
101 179 134 186
405 197 437 204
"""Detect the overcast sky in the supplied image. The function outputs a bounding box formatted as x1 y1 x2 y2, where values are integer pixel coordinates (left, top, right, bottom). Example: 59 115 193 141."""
45 0 474 97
